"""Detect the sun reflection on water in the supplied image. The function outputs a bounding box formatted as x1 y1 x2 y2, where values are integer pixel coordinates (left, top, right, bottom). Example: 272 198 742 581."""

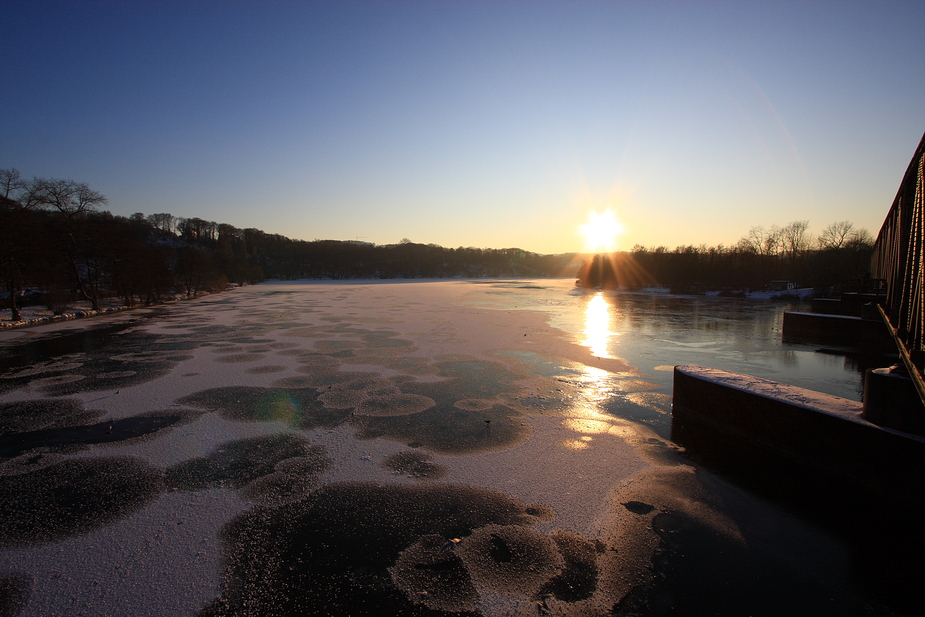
556 291 644 451
582 293 616 358
577 365 614 403
559 405 638 450
563 417 612 434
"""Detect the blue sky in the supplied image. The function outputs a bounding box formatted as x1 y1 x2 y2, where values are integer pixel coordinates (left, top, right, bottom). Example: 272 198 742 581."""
3 1 923 254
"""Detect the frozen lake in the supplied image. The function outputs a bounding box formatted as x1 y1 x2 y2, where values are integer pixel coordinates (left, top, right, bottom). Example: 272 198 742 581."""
0 279 916 616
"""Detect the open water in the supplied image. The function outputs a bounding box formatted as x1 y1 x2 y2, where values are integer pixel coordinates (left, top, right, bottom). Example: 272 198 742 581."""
477 280 889 399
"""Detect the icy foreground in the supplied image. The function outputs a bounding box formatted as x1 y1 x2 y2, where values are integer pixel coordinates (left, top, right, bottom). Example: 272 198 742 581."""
0 280 916 616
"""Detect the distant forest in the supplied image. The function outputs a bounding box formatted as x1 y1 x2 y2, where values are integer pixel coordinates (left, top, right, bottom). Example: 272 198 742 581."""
2 169 875 320
581 219 875 295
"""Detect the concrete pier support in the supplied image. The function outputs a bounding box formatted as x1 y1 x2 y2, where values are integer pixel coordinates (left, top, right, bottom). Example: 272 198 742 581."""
863 367 925 436
672 365 925 505
782 311 894 351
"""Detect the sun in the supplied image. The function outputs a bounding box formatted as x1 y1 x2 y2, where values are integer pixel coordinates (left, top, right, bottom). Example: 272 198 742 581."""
580 209 623 253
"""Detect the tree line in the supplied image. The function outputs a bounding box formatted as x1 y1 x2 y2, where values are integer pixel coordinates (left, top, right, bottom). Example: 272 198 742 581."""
579 220 875 293
0 169 576 320
2 168 877 321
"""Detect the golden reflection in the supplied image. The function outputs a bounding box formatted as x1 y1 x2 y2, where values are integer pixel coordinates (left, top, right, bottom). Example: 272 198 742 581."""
561 439 591 451
560 402 642 448
563 417 612 434
582 293 615 358
576 365 615 405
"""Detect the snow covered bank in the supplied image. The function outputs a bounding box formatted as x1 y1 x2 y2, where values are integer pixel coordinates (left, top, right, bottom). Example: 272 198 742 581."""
1 294 190 329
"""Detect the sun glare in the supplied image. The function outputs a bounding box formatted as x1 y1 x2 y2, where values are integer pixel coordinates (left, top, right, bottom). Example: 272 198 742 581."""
580 210 623 253
582 293 616 358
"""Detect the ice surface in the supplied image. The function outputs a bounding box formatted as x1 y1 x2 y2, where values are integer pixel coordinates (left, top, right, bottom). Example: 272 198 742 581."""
0 280 914 615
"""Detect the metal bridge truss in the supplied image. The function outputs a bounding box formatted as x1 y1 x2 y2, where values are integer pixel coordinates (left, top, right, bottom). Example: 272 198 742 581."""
871 131 925 400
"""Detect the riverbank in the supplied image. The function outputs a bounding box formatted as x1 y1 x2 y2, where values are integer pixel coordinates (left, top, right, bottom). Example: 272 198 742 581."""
1 298 139 329
0 292 205 329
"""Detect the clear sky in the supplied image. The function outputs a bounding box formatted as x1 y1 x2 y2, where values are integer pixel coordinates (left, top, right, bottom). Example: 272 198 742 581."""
3 1 923 254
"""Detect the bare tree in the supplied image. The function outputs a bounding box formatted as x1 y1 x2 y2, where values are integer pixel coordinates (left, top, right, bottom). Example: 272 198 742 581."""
0 193 28 321
745 225 782 256
0 170 44 320
0 168 25 199
780 220 811 259
818 221 854 250
178 217 218 241
147 212 176 234
27 178 108 310
847 228 874 249
13 178 46 210
32 178 107 218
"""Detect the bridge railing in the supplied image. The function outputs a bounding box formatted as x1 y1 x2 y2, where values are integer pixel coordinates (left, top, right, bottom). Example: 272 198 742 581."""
871 132 925 388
